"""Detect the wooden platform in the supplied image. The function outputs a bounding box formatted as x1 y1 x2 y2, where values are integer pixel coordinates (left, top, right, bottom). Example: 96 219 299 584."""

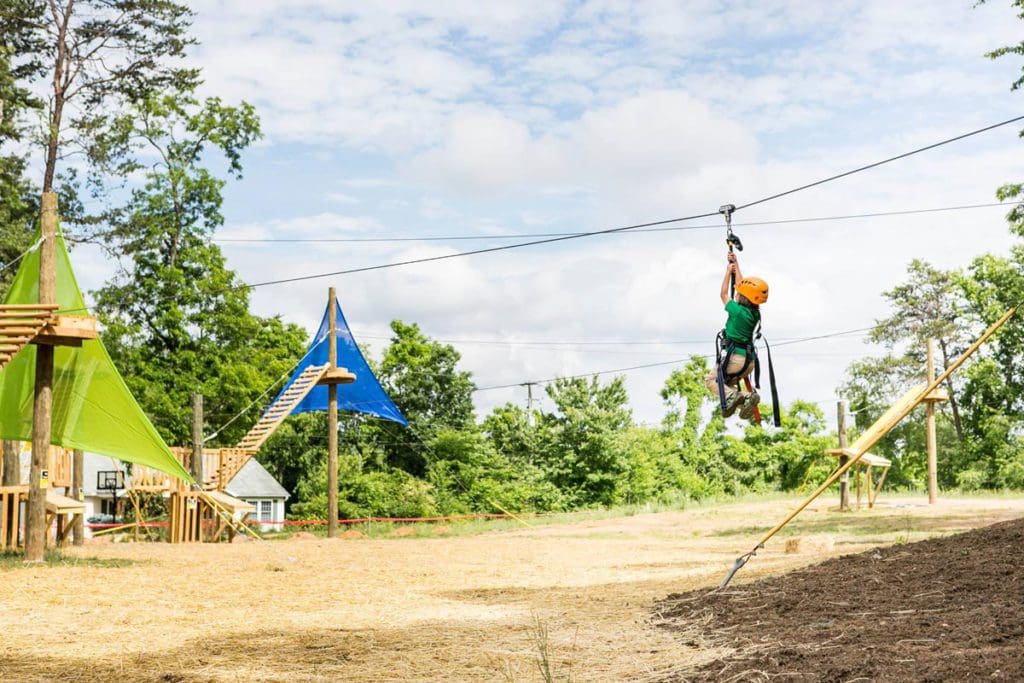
825 449 892 509
318 367 356 385
0 304 59 370
169 490 254 543
205 489 254 515
0 485 85 549
33 315 98 347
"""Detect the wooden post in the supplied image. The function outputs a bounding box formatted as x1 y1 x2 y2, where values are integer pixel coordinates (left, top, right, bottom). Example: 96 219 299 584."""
327 287 339 539
926 339 938 505
1 440 18 486
838 401 849 511
71 449 84 546
191 393 204 486
25 192 58 562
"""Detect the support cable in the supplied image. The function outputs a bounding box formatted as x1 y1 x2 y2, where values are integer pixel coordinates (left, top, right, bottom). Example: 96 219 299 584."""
238 115 1024 289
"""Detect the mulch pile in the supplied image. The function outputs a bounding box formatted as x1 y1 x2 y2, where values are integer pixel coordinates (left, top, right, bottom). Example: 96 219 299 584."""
655 518 1024 681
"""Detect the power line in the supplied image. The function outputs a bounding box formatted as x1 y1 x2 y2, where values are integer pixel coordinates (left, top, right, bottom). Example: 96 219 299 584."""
238 115 1024 289
217 201 1012 245
471 326 872 392
350 327 871 349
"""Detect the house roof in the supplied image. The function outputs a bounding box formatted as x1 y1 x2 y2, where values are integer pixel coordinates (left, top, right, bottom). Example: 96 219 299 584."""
225 459 290 500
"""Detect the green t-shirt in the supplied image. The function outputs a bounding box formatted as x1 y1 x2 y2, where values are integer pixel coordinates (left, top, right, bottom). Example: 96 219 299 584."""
724 300 758 355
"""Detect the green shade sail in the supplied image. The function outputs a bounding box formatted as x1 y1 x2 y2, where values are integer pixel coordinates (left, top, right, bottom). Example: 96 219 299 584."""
0 230 193 484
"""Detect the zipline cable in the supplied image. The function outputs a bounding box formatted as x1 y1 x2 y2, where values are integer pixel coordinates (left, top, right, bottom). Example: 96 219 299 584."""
214 201 1012 244
473 326 873 392
735 115 1024 211
240 209 722 289
238 115 1024 289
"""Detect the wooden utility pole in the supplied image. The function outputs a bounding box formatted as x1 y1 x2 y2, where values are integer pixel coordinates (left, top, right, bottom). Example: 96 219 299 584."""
327 287 339 539
25 191 58 562
71 449 84 546
837 401 849 511
926 339 938 505
191 393 204 485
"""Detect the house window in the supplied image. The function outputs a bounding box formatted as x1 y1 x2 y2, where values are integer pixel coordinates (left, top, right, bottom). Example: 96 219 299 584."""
260 500 273 522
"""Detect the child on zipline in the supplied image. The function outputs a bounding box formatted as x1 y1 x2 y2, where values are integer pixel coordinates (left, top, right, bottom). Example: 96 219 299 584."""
705 252 769 420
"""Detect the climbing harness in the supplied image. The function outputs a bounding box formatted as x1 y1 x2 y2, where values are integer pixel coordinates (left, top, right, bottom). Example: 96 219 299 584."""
714 204 782 427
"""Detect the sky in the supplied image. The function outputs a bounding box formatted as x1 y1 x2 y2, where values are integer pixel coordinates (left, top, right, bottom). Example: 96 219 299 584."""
64 0 1024 426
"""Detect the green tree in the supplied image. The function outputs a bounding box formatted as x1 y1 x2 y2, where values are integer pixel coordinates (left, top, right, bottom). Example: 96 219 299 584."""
659 357 730 496
92 91 306 446
533 376 632 506
482 402 536 465
426 428 563 514
868 260 974 439
364 321 476 475
0 2 46 296
723 401 835 492
983 0 1024 237
17 0 198 200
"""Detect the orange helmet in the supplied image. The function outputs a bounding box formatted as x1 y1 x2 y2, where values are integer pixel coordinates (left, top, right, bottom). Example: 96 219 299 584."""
736 277 769 305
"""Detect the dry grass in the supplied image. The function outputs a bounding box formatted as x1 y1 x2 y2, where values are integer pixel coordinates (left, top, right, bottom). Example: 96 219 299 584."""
1 495 1021 682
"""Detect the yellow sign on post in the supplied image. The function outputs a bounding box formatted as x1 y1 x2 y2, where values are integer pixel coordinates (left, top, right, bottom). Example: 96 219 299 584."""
40 469 49 489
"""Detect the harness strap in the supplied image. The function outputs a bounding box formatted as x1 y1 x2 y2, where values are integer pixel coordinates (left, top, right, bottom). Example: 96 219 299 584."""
716 330 755 413
761 335 782 427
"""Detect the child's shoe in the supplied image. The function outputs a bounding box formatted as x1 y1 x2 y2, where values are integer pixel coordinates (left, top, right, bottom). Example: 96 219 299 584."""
739 391 760 420
722 393 745 417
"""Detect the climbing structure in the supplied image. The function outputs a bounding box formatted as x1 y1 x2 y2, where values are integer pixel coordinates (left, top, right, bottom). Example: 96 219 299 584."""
0 446 85 550
237 364 330 451
0 223 196 550
0 304 59 369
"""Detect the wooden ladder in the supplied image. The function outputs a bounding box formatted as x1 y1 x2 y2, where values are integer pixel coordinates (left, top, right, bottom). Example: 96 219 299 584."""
0 304 59 370
235 364 329 451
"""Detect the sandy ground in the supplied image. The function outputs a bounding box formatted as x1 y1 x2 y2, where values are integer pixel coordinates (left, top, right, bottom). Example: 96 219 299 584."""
1 495 1022 682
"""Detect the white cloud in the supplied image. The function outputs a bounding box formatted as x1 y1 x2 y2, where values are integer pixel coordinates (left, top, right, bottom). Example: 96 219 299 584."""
57 0 1024 426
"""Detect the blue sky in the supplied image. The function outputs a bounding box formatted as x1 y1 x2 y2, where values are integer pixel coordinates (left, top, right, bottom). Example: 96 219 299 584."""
65 1 1024 424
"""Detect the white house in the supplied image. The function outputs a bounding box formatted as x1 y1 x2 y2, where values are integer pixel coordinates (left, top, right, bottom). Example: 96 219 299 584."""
224 458 290 532
80 453 290 535
82 453 130 535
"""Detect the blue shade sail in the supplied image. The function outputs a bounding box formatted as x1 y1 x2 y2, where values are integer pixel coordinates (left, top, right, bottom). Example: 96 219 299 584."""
270 299 407 426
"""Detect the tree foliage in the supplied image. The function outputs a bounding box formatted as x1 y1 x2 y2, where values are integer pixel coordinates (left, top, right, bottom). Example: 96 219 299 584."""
91 91 305 445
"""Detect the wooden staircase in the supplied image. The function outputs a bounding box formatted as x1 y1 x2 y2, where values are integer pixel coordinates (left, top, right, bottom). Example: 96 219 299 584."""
236 363 330 452
0 304 59 370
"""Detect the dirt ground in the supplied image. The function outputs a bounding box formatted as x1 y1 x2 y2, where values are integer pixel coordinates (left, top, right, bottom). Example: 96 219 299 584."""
656 515 1024 682
0 495 1022 682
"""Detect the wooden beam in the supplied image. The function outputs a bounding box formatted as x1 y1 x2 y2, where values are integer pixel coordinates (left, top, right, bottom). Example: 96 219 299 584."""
926 339 938 505
191 393 204 485
71 449 83 546
838 400 849 512
327 287 339 540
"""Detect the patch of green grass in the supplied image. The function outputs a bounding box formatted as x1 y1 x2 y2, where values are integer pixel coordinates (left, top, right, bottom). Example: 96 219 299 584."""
0 549 135 569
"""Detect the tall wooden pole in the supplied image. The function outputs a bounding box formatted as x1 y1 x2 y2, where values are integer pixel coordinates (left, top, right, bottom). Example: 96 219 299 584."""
191 393 204 486
327 288 339 539
71 449 84 546
25 191 58 562
926 339 938 505
837 401 849 511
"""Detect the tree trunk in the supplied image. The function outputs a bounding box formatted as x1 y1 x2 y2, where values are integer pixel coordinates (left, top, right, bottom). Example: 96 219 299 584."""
1 440 19 486
25 192 59 562
43 2 73 192
938 339 964 442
